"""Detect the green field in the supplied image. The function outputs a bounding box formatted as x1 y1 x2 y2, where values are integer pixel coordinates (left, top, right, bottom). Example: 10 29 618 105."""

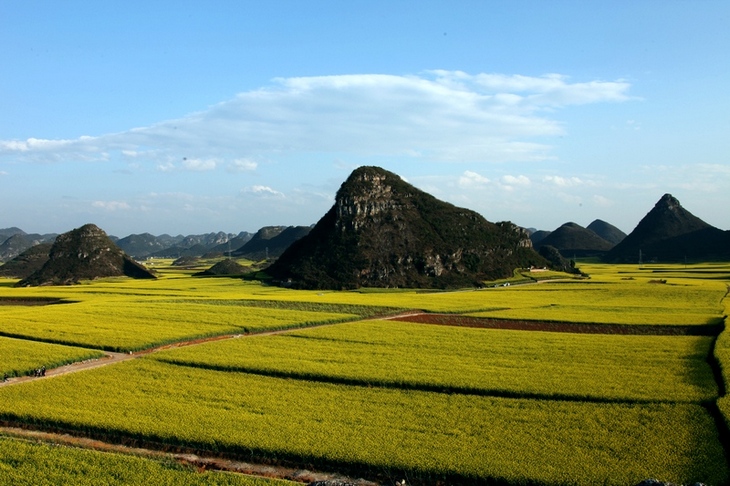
0 336 105 378
0 261 729 485
152 319 718 403
0 436 292 486
0 358 725 485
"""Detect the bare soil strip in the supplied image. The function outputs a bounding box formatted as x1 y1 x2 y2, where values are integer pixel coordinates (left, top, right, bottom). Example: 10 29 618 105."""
390 313 722 336
0 425 377 485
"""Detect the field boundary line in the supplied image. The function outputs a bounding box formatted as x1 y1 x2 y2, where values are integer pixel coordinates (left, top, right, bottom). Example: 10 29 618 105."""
0 311 421 388
0 424 378 485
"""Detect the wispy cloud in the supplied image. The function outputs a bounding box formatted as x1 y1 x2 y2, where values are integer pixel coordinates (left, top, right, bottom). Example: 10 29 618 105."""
0 71 633 167
91 200 131 211
243 185 285 198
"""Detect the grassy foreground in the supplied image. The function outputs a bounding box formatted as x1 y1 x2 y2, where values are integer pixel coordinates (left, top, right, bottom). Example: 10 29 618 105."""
0 436 292 486
153 319 718 403
0 336 104 378
0 261 729 484
0 358 725 485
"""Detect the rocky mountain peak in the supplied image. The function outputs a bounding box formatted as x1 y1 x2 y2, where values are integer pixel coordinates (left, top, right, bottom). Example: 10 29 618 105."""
334 166 403 232
603 194 729 263
17 223 156 286
266 166 547 289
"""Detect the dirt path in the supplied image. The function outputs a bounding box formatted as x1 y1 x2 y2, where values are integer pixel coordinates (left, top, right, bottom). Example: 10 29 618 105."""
0 312 422 387
3 308 714 389
1 316 417 483
0 425 378 485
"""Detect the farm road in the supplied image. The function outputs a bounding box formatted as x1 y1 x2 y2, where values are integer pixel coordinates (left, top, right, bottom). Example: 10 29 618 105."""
0 313 416 484
0 311 422 388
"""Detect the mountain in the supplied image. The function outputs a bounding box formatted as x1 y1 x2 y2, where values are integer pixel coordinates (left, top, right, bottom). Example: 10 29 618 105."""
0 234 35 263
535 222 614 258
529 230 551 246
204 231 253 257
0 243 52 279
265 166 547 290
17 224 156 286
0 227 26 241
115 233 173 258
116 232 245 258
194 259 248 277
0 229 57 262
586 219 626 246
232 226 311 261
603 193 730 263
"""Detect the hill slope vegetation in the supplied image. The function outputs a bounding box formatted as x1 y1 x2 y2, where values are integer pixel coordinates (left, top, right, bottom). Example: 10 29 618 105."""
17 224 156 286
266 166 547 289
604 193 730 263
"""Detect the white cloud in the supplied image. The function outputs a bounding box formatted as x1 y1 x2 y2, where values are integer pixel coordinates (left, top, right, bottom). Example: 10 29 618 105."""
543 175 583 187
244 185 285 198
502 175 531 186
92 200 131 211
181 157 217 171
228 159 258 172
0 71 634 167
458 170 490 188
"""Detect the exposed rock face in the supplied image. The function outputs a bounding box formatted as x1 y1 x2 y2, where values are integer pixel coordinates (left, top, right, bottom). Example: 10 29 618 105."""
604 194 730 263
266 166 547 289
536 222 614 258
17 224 156 286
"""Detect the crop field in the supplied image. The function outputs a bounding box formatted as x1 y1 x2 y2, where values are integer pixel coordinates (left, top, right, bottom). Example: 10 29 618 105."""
0 261 729 485
0 436 291 486
0 297 358 352
152 319 718 403
0 358 725 486
0 336 105 378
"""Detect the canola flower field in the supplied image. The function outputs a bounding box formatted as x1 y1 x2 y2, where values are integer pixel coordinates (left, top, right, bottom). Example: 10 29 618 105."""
152 319 718 403
0 261 729 485
0 436 292 486
0 336 105 378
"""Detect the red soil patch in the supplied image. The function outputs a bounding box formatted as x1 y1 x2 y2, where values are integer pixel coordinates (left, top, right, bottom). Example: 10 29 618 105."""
390 313 720 336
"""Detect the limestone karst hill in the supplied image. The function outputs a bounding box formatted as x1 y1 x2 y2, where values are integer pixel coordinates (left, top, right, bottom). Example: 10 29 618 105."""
603 193 730 263
17 224 156 286
535 222 614 258
265 166 548 289
586 219 626 246
194 258 247 277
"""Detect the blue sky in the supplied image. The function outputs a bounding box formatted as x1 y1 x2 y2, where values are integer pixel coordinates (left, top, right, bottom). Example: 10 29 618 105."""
1 1 729 237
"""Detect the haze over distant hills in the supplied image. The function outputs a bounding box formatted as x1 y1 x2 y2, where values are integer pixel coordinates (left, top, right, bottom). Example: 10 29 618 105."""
232 225 311 261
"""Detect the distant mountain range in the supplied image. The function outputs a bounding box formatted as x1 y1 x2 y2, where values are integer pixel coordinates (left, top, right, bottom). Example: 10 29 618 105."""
530 220 626 258
0 228 57 262
2 184 729 287
232 225 312 261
